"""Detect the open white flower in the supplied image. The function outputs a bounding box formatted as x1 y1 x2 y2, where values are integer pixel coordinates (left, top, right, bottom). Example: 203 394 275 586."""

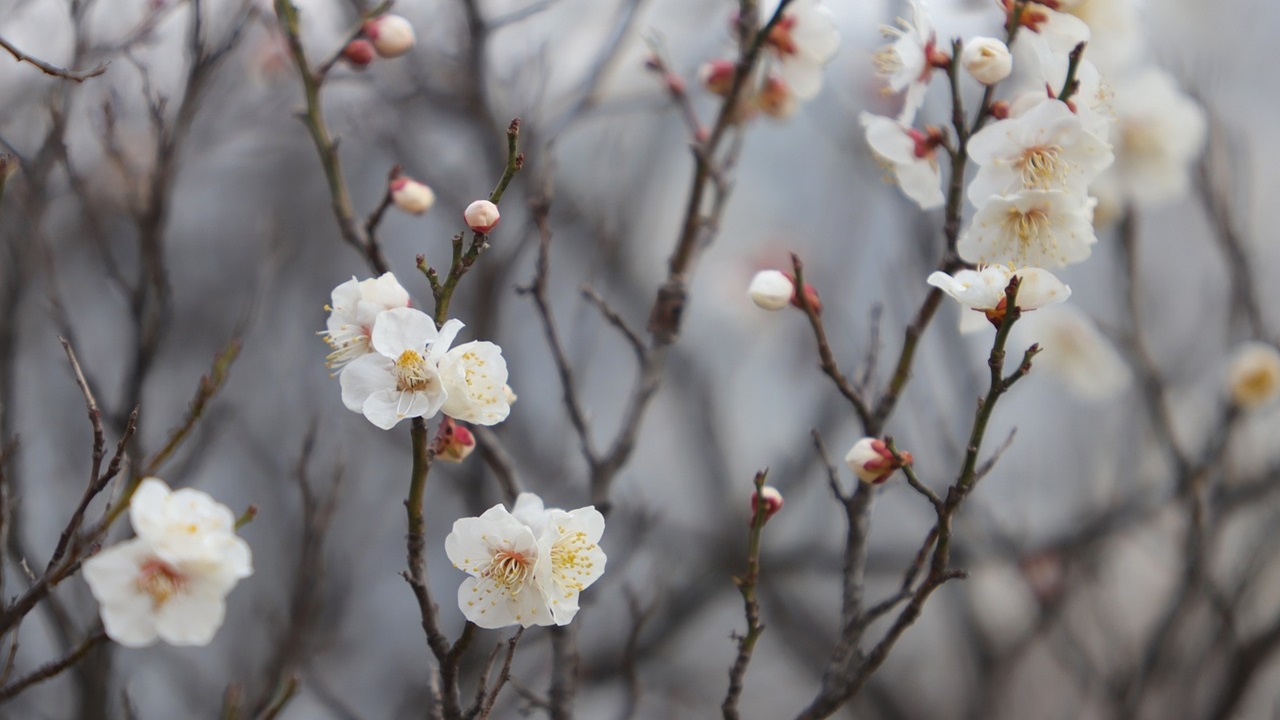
763 0 840 101
861 112 945 210
323 273 411 369
958 190 1097 268
83 478 252 647
872 0 938 123
438 341 511 426
1103 68 1207 207
967 99 1113 204
1009 0 1091 54
510 494 607 625
928 266 1070 319
339 308 462 429
446 494 606 629
1010 34 1112 136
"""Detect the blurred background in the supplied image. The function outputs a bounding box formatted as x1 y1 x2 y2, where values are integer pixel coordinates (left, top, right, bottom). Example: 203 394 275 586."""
1 0 1278 717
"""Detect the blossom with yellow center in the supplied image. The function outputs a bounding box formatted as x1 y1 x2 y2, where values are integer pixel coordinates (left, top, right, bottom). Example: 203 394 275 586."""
321 273 410 370
340 307 463 429
959 189 1096 268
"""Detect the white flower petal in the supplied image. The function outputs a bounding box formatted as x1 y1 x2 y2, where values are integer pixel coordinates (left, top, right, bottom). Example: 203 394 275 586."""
339 354 396 413
371 307 438 358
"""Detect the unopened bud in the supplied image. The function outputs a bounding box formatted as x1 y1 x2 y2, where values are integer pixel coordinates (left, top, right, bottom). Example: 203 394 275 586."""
845 437 911 485
464 200 501 233
363 14 415 59
1227 342 1280 409
750 486 784 526
748 270 794 311
342 39 375 68
989 100 1011 120
782 272 822 315
390 176 436 215
757 76 797 120
435 419 477 463
698 60 736 96
961 37 1012 85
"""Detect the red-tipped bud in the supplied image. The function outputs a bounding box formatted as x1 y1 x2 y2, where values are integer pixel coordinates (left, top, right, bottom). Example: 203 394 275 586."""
698 60 736 96
750 486 784 527
390 175 436 215
845 437 912 485
782 272 822 315
989 100 1011 120
342 39 375 68
363 14 415 58
464 200 500 233
435 419 476 463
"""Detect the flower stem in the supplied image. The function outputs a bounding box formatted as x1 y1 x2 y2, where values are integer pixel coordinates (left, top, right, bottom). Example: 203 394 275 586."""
722 470 771 720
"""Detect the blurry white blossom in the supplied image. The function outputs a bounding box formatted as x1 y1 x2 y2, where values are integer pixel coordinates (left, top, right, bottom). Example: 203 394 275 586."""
83 478 253 647
1227 342 1280 409
763 0 840 101
873 0 939 123
1008 0 1091 53
1101 68 1207 207
1013 304 1130 402
861 113 945 210
323 273 411 370
390 176 436 215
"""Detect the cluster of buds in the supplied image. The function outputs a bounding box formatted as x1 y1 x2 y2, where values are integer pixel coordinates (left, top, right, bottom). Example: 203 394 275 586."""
845 437 912 485
747 269 822 314
343 14 415 69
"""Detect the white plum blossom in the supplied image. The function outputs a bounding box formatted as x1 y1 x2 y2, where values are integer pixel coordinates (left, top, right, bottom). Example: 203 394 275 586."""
1012 304 1130 402
762 0 840 101
1010 34 1112 136
961 37 1012 86
928 266 1070 320
958 190 1097 268
1008 0 1091 54
446 493 606 629
967 99 1113 204
1102 68 1207 207
323 273 411 369
438 341 512 426
748 270 795 311
1227 342 1280 410
861 112 945 210
83 478 252 647
872 0 939 123
1056 0 1142 71
339 308 462 429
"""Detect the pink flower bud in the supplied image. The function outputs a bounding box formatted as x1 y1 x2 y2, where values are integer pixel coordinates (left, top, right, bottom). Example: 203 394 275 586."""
390 176 436 215
698 60 736 96
750 486 783 526
782 273 823 315
342 39 375 68
435 419 476 463
757 76 797 120
464 200 500 233
363 14 415 59
844 437 911 485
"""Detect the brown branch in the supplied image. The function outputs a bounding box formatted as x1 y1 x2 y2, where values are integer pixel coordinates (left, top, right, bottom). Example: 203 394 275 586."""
722 470 771 720
0 631 108 703
0 35 107 82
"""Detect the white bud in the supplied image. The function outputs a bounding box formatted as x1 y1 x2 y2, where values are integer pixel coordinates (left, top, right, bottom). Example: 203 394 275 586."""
363 15 415 59
844 437 909 485
1227 342 1280 409
748 270 794 311
464 200 501 233
390 176 435 215
961 37 1012 86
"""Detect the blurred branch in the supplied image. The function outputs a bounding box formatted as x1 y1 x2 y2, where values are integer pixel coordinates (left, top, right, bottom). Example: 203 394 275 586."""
0 34 107 81
722 470 771 720
0 631 107 703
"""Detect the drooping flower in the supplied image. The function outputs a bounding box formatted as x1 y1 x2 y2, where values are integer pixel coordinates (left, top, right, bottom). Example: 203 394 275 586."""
928 265 1070 326
958 190 1097 268
872 0 943 123
966 99 1113 204
339 308 462 429
322 273 411 369
446 493 606 629
82 478 252 647
762 0 840 101
1227 342 1280 410
861 112 945 210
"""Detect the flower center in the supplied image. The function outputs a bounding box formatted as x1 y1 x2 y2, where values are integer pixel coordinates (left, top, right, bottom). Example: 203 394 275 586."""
136 559 186 608
872 46 905 77
483 548 532 593
1238 367 1277 399
550 528 597 594
393 349 438 393
1003 206 1053 250
1016 145 1065 189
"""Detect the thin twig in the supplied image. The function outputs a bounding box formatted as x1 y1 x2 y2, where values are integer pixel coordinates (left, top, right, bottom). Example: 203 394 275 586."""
0 35 107 81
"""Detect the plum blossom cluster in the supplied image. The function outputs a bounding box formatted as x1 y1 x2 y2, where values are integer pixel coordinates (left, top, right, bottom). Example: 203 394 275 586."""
697 0 840 121
446 493 606 629
83 478 253 647
322 273 512 430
